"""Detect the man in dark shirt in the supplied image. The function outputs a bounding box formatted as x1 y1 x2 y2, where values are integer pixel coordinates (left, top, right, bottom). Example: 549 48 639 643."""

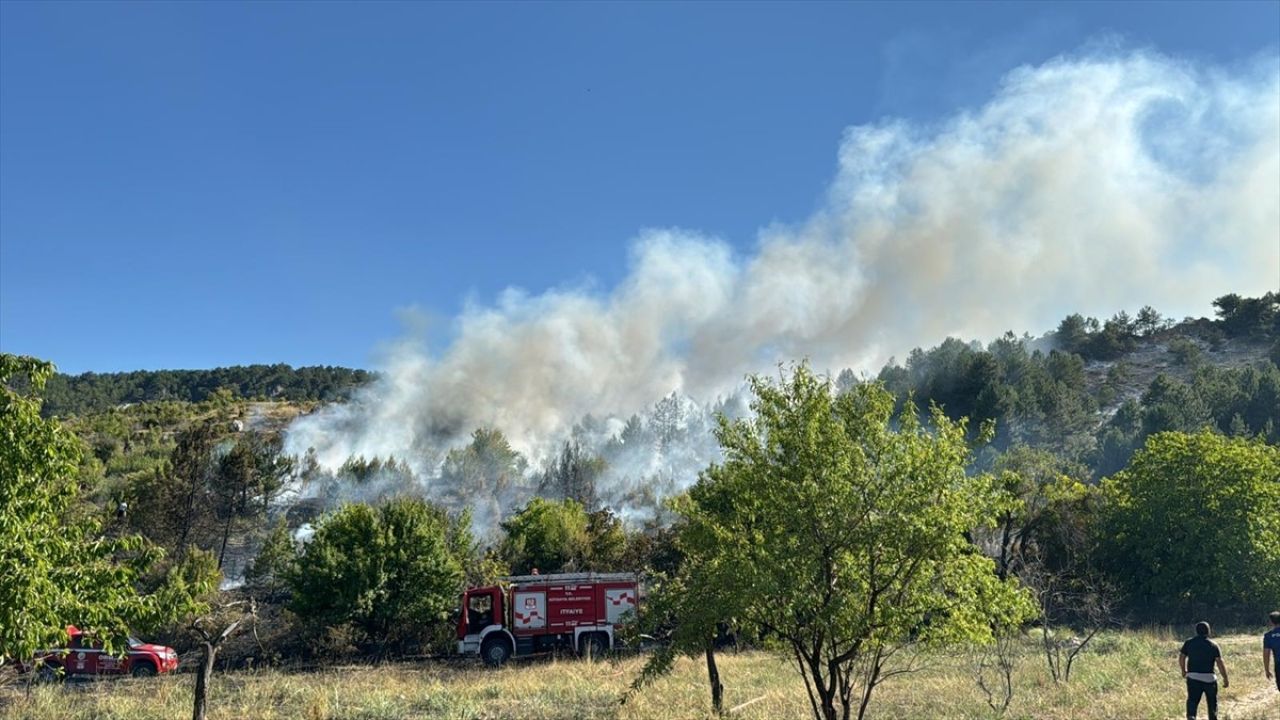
1264 610 1280 692
1180 621 1229 720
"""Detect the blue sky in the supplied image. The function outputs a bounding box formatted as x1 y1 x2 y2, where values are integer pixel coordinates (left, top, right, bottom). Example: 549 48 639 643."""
1 1 1277 374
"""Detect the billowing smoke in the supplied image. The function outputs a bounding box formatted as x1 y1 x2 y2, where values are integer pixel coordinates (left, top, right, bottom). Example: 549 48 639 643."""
284 49 1280 526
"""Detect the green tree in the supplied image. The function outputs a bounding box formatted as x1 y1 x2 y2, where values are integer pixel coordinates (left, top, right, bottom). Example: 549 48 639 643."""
633 365 1034 720
619 521 683 577
1167 337 1203 367
438 428 528 522
244 519 296 600
1083 314 1136 360
1135 305 1167 336
1213 291 1279 338
287 498 465 655
1 354 205 661
585 508 627 570
1095 400 1142 478
1054 314 1091 354
1099 431 1280 618
1139 374 1211 438
983 446 1090 580
537 441 606 510
627 565 737 714
130 419 221 556
212 432 292 569
499 497 590 574
440 428 526 492
988 453 1114 684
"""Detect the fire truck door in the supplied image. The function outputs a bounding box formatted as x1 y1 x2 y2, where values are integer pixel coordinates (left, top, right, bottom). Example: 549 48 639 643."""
512 591 546 630
96 649 123 674
68 636 99 675
605 588 637 624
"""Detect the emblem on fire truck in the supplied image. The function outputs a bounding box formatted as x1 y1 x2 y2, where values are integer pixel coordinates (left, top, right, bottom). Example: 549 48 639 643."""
513 591 546 629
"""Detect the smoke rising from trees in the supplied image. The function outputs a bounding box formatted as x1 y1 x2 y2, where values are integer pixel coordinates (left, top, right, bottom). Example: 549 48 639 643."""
284 49 1280 522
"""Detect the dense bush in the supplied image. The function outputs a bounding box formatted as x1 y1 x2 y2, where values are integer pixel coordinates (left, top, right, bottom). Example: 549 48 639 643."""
286 498 470 655
498 497 627 575
1212 291 1279 339
1098 430 1280 620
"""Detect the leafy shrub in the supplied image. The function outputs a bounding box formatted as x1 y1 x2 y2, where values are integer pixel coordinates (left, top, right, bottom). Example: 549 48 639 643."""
1098 431 1280 619
286 498 467 655
1166 337 1202 367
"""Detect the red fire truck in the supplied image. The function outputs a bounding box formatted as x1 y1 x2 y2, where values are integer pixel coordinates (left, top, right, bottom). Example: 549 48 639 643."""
456 572 639 666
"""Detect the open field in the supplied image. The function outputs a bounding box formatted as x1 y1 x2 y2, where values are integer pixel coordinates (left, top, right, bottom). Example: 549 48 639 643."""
1 631 1276 720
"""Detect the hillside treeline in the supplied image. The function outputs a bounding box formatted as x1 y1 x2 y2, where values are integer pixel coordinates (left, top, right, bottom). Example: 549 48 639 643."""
876 292 1279 477
36 364 373 417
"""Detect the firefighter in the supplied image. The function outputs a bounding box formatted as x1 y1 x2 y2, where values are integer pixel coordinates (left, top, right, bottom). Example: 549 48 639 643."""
1180 621 1229 720
1264 611 1280 692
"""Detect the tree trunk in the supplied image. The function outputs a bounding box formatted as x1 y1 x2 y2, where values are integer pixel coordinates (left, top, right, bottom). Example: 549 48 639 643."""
997 521 1012 579
855 650 886 720
217 514 232 570
177 481 195 559
192 641 217 720
804 652 838 720
704 640 724 715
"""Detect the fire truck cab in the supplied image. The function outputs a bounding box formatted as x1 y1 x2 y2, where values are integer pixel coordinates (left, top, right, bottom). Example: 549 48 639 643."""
456 572 638 666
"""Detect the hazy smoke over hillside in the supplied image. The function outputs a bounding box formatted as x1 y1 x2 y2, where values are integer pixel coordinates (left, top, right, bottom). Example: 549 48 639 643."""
284 49 1280 521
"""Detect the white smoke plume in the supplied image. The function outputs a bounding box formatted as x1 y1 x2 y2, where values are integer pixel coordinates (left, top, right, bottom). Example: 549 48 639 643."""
285 49 1280 523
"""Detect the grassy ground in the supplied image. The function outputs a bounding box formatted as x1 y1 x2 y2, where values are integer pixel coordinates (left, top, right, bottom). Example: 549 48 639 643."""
1 631 1276 719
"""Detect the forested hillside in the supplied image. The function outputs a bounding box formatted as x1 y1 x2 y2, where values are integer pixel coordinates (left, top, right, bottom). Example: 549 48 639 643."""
875 292 1279 478
37 364 373 417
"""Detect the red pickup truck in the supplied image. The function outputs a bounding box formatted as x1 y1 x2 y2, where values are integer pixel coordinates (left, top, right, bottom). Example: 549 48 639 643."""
23 625 179 681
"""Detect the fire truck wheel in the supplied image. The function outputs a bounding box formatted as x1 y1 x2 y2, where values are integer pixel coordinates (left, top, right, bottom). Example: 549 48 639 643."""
131 662 157 678
480 637 511 667
580 633 607 661
35 664 63 684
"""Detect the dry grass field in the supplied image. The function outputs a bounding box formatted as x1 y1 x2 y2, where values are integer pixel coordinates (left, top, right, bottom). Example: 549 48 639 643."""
2 630 1276 720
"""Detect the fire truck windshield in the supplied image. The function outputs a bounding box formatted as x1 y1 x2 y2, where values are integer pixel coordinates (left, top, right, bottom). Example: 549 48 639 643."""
467 592 494 631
